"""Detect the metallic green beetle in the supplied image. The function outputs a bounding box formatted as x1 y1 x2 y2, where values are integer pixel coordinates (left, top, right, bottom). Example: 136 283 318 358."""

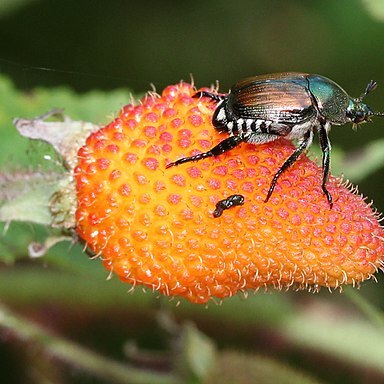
167 72 383 208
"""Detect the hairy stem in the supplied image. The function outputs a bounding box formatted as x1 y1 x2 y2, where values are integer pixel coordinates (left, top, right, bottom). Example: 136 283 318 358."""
0 302 178 384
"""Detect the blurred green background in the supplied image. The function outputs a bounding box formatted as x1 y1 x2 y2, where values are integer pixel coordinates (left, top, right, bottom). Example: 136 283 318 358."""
1 1 384 383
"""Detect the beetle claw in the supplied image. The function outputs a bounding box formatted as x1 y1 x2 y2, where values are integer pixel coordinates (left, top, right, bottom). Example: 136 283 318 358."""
193 91 225 103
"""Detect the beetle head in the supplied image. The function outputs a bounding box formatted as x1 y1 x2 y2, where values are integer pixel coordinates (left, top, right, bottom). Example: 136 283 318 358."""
346 80 384 129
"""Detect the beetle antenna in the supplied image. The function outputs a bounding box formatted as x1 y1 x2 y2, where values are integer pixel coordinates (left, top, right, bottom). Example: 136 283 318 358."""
358 80 377 101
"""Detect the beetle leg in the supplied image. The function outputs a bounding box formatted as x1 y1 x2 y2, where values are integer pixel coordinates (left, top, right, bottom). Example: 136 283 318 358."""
193 91 226 103
265 130 313 203
166 135 245 168
317 124 333 208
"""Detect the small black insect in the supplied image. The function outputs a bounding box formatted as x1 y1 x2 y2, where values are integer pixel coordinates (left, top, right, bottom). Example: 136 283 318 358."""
166 73 383 207
213 194 245 218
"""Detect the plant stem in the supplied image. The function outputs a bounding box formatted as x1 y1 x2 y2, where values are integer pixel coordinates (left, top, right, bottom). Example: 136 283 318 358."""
344 287 384 329
0 302 178 384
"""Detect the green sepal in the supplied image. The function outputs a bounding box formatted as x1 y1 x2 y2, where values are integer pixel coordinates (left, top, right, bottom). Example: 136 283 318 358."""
0 171 67 226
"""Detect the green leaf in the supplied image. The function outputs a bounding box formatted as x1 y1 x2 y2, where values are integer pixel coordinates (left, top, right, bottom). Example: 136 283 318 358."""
0 171 67 225
204 351 322 384
0 0 38 17
341 138 384 182
309 141 384 183
181 322 216 381
361 0 384 22
0 73 134 168
282 302 384 374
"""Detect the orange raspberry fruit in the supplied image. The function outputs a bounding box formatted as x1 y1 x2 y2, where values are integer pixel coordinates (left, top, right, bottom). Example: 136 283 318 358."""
74 82 384 304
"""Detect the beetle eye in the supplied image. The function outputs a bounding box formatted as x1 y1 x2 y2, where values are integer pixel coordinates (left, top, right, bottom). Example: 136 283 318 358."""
353 110 365 123
347 108 367 124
